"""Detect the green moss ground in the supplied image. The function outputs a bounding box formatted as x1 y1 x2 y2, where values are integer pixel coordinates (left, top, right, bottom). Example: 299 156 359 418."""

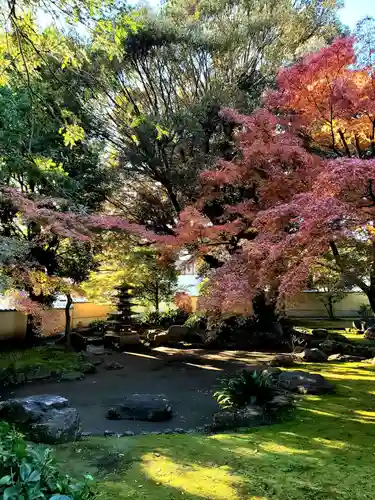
0 346 83 373
54 361 375 500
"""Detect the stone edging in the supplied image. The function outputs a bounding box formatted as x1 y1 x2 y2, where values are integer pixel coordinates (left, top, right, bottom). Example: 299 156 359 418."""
82 426 212 438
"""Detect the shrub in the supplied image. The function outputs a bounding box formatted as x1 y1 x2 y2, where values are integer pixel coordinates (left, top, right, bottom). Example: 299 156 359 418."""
183 314 207 331
88 319 106 333
213 370 275 409
0 421 94 499
358 304 373 320
206 315 288 349
142 309 190 328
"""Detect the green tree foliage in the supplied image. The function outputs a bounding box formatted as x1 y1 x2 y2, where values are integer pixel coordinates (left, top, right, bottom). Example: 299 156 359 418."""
87 0 343 234
82 236 178 312
307 264 349 319
0 20 115 341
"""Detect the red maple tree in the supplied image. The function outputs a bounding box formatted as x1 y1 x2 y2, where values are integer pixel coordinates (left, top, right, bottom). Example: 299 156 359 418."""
166 37 375 314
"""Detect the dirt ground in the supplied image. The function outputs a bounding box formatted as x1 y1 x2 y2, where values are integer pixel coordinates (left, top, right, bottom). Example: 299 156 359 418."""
5 348 274 435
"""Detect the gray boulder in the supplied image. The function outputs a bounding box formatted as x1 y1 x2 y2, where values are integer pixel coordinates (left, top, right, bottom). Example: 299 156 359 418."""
328 354 365 362
311 328 329 339
364 327 375 340
30 407 81 444
103 361 124 371
327 332 350 343
60 371 84 381
352 320 362 331
294 348 327 363
25 366 53 382
107 394 172 422
212 405 267 430
269 354 295 367
278 370 334 394
167 325 189 341
0 395 81 444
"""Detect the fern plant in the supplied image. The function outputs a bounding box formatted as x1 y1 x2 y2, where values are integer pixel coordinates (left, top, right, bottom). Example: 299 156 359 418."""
214 370 275 409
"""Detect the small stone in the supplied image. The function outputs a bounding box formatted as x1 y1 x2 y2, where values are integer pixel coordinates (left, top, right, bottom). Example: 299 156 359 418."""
163 428 173 434
174 428 185 434
123 430 135 436
60 371 84 381
141 431 149 435
103 361 125 371
104 430 115 437
195 426 205 433
81 432 92 437
328 354 365 362
154 452 161 457
26 366 52 382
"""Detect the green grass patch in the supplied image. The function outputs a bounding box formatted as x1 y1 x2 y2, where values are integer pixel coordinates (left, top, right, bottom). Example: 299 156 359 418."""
54 362 375 499
0 346 83 373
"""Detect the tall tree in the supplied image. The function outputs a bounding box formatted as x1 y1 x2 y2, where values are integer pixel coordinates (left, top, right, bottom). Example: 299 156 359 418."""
88 1 342 232
159 37 375 315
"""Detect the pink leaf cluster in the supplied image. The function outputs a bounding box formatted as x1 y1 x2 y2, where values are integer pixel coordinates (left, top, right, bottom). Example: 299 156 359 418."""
170 37 375 314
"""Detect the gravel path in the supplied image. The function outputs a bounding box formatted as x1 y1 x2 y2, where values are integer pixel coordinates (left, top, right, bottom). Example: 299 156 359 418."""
4 348 273 435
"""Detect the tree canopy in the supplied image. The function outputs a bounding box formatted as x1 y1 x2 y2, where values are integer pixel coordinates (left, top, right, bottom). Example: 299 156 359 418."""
161 36 375 314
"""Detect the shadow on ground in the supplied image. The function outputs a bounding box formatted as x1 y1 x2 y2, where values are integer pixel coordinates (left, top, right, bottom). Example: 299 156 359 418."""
54 362 375 500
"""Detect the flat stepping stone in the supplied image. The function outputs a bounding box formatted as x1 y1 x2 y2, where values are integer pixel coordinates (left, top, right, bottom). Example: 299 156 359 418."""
106 394 172 422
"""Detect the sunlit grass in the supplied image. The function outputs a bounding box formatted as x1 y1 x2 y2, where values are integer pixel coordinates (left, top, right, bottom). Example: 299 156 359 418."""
54 362 375 499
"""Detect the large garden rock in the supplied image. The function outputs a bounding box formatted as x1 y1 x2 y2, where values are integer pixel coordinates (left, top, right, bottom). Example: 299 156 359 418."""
106 394 172 422
119 334 142 348
167 325 189 341
364 327 375 340
30 407 81 444
212 405 267 430
327 332 350 343
352 319 363 331
151 332 170 347
294 348 327 363
311 328 329 339
278 370 334 394
25 366 53 382
269 354 295 367
0 395 81 444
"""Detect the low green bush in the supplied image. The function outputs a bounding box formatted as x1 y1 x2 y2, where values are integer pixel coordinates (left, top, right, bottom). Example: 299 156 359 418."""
142 309 190 328
0 422 94 499
214 370 275 409
88 320 106 333
183 313 207 330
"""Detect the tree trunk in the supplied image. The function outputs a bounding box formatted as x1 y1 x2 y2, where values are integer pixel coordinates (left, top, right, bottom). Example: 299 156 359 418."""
365 288 375 315
324 296 335 320
64 293 73 347
25 314 40 346
154 283 160 313
24 290 53 346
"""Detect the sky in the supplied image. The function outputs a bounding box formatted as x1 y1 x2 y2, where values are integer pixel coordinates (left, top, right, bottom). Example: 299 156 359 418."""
339 0 375 28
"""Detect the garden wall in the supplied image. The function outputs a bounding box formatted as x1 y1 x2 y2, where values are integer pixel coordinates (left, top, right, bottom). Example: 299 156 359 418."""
285 291 367 318
0 303 113 342
190 291 368 319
